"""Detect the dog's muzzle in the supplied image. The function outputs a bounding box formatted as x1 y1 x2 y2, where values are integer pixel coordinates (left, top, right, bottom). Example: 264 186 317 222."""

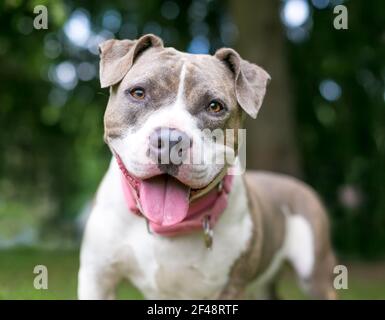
148 127 192 171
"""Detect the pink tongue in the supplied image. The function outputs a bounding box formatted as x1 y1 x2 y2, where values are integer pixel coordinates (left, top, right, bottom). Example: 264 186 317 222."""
139 175 190 226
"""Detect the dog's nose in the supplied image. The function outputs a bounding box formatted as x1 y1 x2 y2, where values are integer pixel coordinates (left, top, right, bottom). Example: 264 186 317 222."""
148 127 191 165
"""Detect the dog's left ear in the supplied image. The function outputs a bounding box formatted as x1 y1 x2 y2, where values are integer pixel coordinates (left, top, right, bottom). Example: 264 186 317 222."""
99 34 164 88
215 48 271 119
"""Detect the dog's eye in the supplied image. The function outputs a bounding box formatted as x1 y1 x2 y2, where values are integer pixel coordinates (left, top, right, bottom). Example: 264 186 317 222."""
207 100 224 114
129 87 145 100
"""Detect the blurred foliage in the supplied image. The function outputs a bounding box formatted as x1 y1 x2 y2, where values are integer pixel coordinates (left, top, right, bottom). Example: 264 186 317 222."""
289 0 385 259
0 0 227 242
0 0 384 258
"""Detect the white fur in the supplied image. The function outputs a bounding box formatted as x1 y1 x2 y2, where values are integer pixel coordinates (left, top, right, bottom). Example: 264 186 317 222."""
78 159 253 299
283 213 315 279
78 160 316 299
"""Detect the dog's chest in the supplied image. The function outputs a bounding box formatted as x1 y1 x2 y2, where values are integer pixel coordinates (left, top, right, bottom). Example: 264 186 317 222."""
121 180 252 299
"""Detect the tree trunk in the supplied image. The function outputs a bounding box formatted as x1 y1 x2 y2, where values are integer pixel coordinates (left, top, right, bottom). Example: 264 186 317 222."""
229 0 301 177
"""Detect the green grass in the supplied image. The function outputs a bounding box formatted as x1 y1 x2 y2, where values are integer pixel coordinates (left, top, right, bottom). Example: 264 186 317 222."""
279 267 385 300
0 248 384 299
0 248 143 300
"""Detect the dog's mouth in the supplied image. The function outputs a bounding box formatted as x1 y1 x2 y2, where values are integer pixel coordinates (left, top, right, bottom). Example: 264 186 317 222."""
116 153 214 226
139 174 191 226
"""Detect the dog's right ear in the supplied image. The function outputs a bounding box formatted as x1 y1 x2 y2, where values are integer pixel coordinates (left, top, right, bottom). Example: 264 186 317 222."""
215 48 270 119
99 34 163 88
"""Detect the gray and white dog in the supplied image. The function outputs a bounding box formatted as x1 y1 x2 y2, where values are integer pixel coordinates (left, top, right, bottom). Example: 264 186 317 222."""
78 34 337 300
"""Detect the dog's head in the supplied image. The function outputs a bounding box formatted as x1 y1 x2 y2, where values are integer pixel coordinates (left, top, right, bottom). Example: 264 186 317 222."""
99 34 270 226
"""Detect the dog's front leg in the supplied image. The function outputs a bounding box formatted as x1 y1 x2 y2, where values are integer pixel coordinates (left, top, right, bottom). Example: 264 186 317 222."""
77 211 122 300
78 257 120 300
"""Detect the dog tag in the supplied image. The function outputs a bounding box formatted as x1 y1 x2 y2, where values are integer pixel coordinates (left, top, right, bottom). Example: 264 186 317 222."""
202 216 213 249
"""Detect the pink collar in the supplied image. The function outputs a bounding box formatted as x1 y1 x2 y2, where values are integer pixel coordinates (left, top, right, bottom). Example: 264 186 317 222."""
117 158 233 238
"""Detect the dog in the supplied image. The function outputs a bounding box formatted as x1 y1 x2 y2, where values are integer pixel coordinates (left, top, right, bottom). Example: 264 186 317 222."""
78 34 337 300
